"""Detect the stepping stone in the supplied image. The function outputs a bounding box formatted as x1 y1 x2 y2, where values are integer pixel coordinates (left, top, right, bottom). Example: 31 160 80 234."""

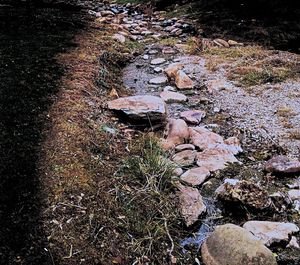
189 127 224 150
149 76 168 85
177 183 206 226
175 70 195 90
151 58 166 65
201 224 277 265
160 91 187 103
243 221 299 247
265 155 300 174
196 148 239 172
172 150 197 167
107 95 167 124
175 144 195 152
162 119 189 150
180 167 210 186
180 110 206 125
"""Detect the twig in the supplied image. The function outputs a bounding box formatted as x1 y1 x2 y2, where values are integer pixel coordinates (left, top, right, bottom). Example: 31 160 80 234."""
58 202 87 210
63 245 73 259
162 216 175 261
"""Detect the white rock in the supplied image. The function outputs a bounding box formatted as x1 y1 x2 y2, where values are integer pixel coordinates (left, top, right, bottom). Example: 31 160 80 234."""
151 58 166 65
243 221 299 246
160 91 187 103
149 76 168 85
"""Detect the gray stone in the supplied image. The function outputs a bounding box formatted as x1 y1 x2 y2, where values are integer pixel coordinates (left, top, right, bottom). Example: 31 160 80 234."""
149 76 168 85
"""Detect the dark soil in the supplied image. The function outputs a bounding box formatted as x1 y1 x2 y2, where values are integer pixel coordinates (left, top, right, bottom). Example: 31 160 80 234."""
0 6 87 264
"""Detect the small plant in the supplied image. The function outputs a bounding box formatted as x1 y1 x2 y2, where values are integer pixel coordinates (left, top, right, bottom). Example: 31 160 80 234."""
126 135 174 192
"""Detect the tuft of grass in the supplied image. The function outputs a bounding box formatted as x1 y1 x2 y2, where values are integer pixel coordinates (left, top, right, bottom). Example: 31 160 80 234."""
159 37 178 47
277 106 296 118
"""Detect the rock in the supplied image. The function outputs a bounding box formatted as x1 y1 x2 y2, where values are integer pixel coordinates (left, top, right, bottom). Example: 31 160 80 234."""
173 167 183 177
163 47 176 54
189 127 224 150
149 76 168 85
154 67 163 73
141 30 153 36
101 10 115 17
216 180 271 210
215 178 239 196
113 33 126 43
163 85 176 92
162 119 190 150
172 150 197 167
174 70 195 90
228 39 244 46
265 156 300 174
180 110 206 125
205 79 228 93
151 58 166 65
148 49 158 55
160 91 187 103
180 167 210 186
175 144 195 152
165 63 184 79
223 137 243 155
287 236 300 249
243 221 299 247
213 38 230 48
107 95 167 124
201 224 277 265
143 54 149 60
288 190 300 200
177 183 206 226
196 148 239 172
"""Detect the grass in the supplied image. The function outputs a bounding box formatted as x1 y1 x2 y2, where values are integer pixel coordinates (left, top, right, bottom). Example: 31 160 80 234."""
203 46 300 88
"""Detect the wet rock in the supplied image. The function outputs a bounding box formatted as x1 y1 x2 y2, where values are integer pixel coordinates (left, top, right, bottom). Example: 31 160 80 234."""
288 189 300 200
213 38 230 48
149 76 168 85
151 58 166 65
180 110 206 125
265 155 300 174
172 150 197 167
177 183 206 226
174 70 195 90
180 167 210 186
189 127 224 150
165 63 184 79
113 33 126 43
201 224 277 265
243 221 299 247
107 95 167 124
162 119 189 150
175 144 195 152
160 91 187 103
216 180 271 210
196 148 239 172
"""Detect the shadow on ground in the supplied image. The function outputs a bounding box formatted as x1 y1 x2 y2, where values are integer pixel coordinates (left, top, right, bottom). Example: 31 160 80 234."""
0 6 87 264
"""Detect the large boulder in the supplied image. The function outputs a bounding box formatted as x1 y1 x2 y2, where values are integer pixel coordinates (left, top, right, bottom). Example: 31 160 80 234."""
201 224 277 265
243 221 299 247
107 95 167 124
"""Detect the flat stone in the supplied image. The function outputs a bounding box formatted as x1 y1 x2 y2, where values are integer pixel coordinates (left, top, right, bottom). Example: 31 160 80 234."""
177 183 206 226
196 148 239 172
175 70 195 90
148 49 158 55
151 58 166 65
265 156 300 174
162 119 190 150
172 150 197 167
180 167 210 186
175 144 195 152
149 76 168 85
189 127 224 150
163 86 176 92
180 110 206 125
107 95 167 124
201 224 277 265
288 189 300 200
160 91 187 103
243 221 299 246
173 167 183 177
